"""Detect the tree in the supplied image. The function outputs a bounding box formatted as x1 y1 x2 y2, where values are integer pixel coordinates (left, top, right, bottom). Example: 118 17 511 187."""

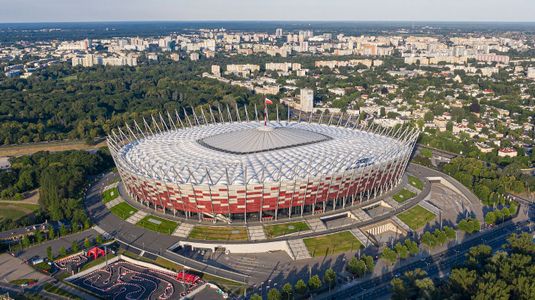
59 224 67 237
405 240 419 256
21 235 30 249
46 246 53 261
448 268 477 296
394 242 409 259
281 283 293 300
362 255 375 273
59 246 66 257
308 275 322 291
381 247 398 265
71 241 79 253
324 268 336 290
485 211 497 225
84 238 91 249
95 234 103 245
443 226 456 240
267 288 281 300
347 257 367 277
35 230 44 244
48 228 56 240
294 279 307 295
250 294 262 300
466 245 492 269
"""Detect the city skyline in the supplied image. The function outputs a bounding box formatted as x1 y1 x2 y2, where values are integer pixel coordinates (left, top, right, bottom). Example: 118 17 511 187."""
2 0 535 23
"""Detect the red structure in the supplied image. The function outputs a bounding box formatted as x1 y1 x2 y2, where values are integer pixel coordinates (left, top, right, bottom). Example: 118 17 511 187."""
87 247 105 260
176 272 201 285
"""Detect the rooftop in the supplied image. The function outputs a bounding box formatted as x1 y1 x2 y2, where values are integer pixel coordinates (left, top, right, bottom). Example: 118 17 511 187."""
198 126 331 154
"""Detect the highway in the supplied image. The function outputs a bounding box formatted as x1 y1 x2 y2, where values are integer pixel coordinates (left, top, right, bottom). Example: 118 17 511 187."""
318 219 533 300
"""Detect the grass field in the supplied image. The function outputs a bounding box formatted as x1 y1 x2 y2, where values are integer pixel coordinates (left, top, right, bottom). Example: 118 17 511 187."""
102 187 119 203
0 203 39 222
136 215 178 234
80 253 116 271
188 226 248 241
264 221 310 238
303 231 362 257
0 140 107 157
392 188 417 203
397 205 436 230
109 202 137 220
408 175 424 190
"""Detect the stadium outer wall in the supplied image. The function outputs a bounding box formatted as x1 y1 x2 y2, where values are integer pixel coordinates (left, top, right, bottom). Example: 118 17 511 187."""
107 107 419 223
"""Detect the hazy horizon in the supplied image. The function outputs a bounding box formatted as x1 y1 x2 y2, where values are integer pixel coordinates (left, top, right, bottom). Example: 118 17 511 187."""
2 0 535 23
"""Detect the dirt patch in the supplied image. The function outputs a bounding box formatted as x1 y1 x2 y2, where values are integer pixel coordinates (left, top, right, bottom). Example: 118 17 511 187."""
0 140 107 157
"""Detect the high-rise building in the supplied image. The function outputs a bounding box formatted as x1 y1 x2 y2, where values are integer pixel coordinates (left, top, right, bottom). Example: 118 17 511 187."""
275 28 283 38
527 67 535 79
211 65 221 76
300 88 314 112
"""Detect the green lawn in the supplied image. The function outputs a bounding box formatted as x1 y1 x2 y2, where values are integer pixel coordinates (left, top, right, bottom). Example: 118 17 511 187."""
10 278 37 286
80 253 116 271
188 226 248 241
102 187 119 203
109 202 137 220
60 75 78 82
0 203 39 222
136 215 178 234
43 283 82 300
303 231 362 257
397 205 436 230
408 175 424 190
392 188 417 203
264 221 310 238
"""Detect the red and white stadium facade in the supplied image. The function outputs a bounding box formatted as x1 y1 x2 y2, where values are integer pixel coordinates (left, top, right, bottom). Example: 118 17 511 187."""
107 104 419 223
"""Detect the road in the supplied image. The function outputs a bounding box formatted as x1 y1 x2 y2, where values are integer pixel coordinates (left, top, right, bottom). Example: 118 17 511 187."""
318 219 533 300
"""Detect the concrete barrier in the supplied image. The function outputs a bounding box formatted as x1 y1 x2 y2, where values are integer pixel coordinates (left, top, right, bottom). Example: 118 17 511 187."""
178 240 294 257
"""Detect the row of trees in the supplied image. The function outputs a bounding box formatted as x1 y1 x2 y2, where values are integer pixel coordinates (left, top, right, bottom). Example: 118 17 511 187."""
250 268 337 300
391 233 535 300
484 202 519 225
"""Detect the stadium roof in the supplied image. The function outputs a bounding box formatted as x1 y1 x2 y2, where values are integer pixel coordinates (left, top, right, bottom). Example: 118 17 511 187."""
198 126 331 154
113 120 417 185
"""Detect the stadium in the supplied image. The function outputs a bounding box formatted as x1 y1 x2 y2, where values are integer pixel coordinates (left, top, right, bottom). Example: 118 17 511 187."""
107 105 419 223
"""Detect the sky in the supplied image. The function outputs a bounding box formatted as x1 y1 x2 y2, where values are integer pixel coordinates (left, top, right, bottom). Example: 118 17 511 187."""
1 0 534 23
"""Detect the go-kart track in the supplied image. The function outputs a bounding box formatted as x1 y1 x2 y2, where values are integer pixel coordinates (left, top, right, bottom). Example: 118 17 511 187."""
71 260 197 300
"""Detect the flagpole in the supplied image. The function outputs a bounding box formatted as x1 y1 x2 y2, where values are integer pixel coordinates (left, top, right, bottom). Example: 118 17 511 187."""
264 99 267 127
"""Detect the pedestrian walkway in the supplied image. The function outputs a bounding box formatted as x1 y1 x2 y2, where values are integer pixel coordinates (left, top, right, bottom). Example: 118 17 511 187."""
54 281 99 300
384 197 401 209
419 200 440 216
350 228 372 247
392 216 412 233
287 239 311 260
125 210 147 224
248 225 266 241
306 218 327 232
350 208 372 222
104 197 123 209
173 223 195 238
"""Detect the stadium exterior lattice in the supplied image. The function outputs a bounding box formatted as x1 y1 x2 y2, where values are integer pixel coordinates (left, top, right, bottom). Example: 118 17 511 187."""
107 105 419 223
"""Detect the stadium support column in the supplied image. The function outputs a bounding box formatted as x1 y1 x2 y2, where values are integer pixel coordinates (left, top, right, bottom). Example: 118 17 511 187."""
243 164 248 224
225 168 232 222
289 178 298 218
